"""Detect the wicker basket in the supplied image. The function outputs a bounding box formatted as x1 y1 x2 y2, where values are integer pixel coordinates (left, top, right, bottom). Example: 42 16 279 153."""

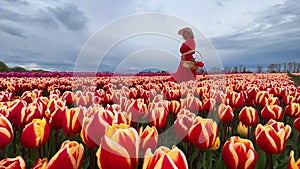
182 51 203 70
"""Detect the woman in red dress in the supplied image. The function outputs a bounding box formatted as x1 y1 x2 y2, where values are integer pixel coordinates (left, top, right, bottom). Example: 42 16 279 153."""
170 27 197 83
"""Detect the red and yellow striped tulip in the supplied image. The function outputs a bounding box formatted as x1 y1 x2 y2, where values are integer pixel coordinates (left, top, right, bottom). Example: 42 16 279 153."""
149 106 168 130
188 116 218 149
254 91 269 107
174 110 195 142
283 95 295 106
61 107 83 137
47 107 65 129
31 158 48 169
139 126 158 153
255 119 291 154
61 91 75 106
261 104 283 121
294 116 300 132
239 106 258 126
0 114 13 148
226 92 245 109
168 100 181 115
181 96 202 113
20 118 50 149
96 124 139 169
126 99 148 121
0 156 26 169
142 145 188 169
202 98 216 112
16 104 43 128
7 99 27 120
47 140 84 169
288 150 300 169
264 96 280 106
81 109 129 148
165 89 181 101
218 103 234 123
222 136 258 169
285 103 300 118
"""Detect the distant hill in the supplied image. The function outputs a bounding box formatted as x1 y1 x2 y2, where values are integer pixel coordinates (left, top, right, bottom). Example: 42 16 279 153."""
0 61 49 72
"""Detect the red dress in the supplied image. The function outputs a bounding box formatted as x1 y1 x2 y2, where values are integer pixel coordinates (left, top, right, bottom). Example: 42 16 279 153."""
171 38 196 83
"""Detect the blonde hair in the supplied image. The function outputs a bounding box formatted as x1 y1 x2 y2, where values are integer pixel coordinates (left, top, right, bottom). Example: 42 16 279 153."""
178 27 194 39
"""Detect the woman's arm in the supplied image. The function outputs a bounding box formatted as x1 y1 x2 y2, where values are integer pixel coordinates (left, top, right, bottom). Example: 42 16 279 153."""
182 50 195 56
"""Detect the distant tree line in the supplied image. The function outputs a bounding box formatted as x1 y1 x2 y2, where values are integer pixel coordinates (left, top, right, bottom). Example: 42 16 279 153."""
0 61 48 72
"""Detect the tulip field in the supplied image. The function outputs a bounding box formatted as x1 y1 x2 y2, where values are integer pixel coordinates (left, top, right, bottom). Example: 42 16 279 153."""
1 72 300 169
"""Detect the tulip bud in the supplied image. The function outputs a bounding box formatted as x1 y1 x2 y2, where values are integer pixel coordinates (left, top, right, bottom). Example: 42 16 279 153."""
218 103 234 123
255 119 291 154
202 98 216 112
182 96 202 113
254 91 269 107
237 122 248 137
139 126 158 153
226 92 245 109
32 158 48 169
7 99 27 120
0 156 26 169
261 105 283 121
16 104 43 128
143 145 188 169
222 136 258 169
288 150 300 169
165 89 181 101
239 106 258 126
294 116 300 132
20 118 50 149
188 116 218 149
0 114 13 148
283 95 295 106
47 140 84 169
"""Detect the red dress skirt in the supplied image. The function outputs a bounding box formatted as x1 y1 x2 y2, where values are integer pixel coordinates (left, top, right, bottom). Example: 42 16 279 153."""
170 39 196 83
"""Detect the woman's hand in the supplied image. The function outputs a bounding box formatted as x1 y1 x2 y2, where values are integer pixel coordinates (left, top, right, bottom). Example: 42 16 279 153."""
181 55 185 61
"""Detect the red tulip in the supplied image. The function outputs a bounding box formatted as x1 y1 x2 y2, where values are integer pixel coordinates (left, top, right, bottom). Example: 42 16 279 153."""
96 124 139 169
255 119 291 154
222 136 258 169
239 106 258 126
285 103 300 118
126 99 148 121
139 126 158 153
31 158 48 169
261 104 283 121
47 140 84 169
288 150 300 169
20 118 50 149
294 116 300 132
0 114 13 148
47 107 65 129
218 103 234 123
0 104 9 117
143 145 188 169
0 156 26 169
188 116 218 149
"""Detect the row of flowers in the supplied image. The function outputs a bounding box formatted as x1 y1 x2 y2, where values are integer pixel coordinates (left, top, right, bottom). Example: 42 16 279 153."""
0 73 300 168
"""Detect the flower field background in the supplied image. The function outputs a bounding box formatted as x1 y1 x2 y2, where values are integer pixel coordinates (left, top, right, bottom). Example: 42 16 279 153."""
0 73 300 169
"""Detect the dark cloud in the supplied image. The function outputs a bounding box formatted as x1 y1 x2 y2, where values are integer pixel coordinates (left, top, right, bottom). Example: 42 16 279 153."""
0 23 26 38
212 0 300 66
48 3 88 31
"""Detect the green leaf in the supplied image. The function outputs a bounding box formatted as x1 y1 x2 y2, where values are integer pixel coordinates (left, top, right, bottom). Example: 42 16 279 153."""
255 149 266 169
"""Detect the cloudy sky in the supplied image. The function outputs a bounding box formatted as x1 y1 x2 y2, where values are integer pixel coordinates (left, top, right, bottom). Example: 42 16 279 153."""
0 0 299 73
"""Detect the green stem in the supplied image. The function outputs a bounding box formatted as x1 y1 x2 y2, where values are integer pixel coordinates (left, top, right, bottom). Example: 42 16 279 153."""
265 153 273 169
90 148 95 169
